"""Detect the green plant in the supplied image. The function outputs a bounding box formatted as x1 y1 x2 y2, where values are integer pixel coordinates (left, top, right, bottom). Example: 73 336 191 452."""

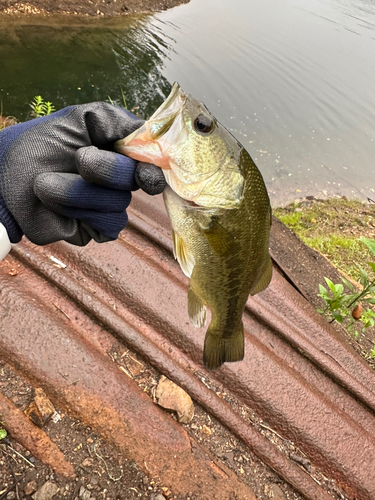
30 95 56 118
0 417 6 440
108 88 128 109
318 237 375 355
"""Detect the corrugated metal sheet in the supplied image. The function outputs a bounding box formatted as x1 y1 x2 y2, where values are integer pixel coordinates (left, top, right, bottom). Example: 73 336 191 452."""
1 190 375 500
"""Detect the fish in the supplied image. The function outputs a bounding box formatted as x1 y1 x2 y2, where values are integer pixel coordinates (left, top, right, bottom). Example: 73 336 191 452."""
115 83 272 369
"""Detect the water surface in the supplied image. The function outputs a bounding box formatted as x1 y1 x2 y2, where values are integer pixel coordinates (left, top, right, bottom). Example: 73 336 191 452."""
1 0 374 205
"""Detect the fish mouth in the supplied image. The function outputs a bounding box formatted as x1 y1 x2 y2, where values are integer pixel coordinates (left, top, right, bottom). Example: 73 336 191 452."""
114 82 186 168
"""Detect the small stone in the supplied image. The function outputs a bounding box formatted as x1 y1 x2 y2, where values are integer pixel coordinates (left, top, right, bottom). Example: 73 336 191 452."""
25 388 55 427
289 452 311 471
80 488 91 500
6 492 16 500
202 425 211 436
270 484 287 500
155 376 194 423
155 495 166 500
81 457 94 467
32 481 59 500
24 481 38 495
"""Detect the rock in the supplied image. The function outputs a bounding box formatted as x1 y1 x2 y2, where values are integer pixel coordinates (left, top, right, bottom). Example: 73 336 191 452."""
155 376 194 423
155 495 166 500
81 457 94 467
202 424 211 436
6 492 16 500
79 487 93 500
32 481 59 500
24 481 38 495
25 388 55 427
270 484 287 500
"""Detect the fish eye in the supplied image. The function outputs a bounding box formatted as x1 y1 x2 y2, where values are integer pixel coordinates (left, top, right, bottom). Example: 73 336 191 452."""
194 114 214 134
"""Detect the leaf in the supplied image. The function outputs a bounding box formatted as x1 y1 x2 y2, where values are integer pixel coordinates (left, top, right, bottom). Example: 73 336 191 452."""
0 428 6 440
334 283 344 295
364 297 375 305
358 266 369 287
332 311 343 323
360 237 375 256
368 262 375 273
324 277 336 293
341 277 355 291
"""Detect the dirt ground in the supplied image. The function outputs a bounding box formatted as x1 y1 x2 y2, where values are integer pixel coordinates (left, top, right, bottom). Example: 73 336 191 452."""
0 0 189 16
0 350 306 500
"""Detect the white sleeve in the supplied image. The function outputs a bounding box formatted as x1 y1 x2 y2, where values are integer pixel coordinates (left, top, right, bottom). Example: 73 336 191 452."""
0 223 11 261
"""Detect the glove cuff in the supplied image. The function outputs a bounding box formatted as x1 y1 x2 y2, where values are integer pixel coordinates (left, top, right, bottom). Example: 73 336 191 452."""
0 194 23 243
0 222 11 261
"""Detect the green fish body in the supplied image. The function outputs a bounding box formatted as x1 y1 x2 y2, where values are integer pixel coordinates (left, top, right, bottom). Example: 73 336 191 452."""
115 83 272 369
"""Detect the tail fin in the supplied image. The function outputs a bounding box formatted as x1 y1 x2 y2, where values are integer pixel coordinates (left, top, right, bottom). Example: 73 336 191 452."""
203 324 244 370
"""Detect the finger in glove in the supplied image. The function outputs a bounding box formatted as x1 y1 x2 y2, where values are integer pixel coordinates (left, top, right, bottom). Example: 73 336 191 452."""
75 146 139 191
34 172 132 212
135 162 166 195
54 206 129 241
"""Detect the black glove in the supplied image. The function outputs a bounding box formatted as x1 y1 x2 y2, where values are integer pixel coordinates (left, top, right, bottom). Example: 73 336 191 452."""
0 102 165 246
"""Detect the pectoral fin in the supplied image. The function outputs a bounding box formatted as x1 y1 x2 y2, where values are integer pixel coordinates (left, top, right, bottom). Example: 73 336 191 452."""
250 257 273 295
172 230 195 277
200 218 235 256
188 286 207 328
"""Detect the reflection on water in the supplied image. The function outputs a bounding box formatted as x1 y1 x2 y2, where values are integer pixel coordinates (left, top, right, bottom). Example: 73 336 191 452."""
0 0 374 205
0 16 172 120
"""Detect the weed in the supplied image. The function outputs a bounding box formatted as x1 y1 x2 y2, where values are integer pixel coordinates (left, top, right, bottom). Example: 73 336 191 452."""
317 237 375 356
108 88 128 109
0 417 6 440
30 95 56 118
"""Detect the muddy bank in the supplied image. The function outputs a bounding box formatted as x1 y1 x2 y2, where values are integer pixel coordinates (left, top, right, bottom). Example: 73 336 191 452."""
0 0 189 16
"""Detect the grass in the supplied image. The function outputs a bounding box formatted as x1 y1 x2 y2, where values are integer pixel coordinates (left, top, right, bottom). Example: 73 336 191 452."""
274 198 375 280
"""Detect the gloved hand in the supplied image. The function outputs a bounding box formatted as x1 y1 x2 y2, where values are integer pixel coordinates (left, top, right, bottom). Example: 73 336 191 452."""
0 102 166 246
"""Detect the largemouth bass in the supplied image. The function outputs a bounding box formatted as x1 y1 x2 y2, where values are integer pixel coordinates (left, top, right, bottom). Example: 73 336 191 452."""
115 83 272 369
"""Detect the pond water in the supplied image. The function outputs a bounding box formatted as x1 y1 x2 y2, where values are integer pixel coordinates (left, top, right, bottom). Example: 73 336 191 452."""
1 0 374 206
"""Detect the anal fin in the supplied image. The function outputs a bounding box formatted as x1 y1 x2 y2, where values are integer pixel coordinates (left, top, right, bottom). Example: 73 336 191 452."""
250 257 273 296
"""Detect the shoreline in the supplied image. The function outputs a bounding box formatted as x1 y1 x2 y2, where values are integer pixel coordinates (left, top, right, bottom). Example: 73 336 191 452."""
0 0 190 16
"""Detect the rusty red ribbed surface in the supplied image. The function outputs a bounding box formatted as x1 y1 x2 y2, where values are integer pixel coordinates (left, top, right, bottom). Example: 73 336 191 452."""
1 189 375 500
